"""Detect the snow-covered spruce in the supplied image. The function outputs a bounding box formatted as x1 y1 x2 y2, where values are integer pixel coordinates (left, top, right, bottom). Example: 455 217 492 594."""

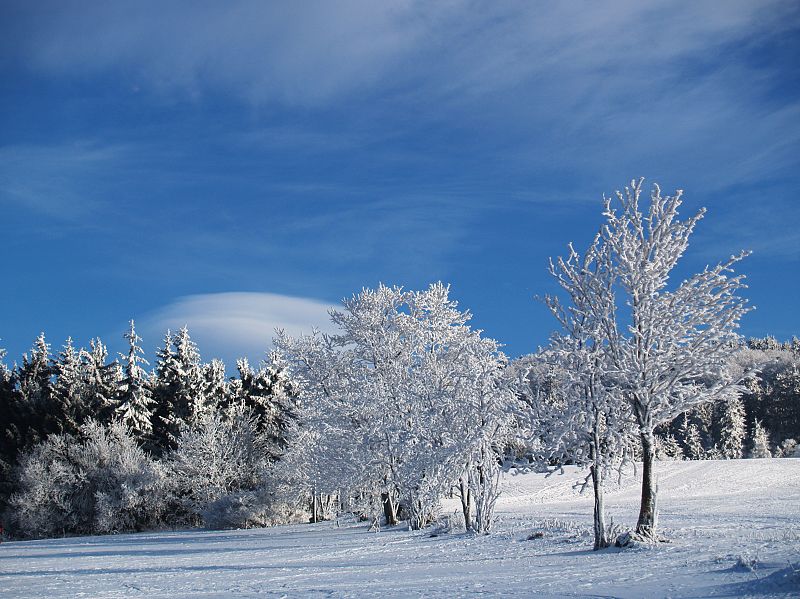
115 320 155 442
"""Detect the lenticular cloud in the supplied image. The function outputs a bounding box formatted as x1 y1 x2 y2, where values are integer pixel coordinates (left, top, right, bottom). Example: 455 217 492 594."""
139 291 336 363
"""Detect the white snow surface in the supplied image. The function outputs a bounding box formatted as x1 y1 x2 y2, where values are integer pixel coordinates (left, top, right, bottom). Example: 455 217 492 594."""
2 459 798 598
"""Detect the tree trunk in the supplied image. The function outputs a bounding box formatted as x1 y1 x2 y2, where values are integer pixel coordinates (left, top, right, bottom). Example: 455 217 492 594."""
591 464 610 550
381 492 398 526
636 430 658 538
459 478 472 532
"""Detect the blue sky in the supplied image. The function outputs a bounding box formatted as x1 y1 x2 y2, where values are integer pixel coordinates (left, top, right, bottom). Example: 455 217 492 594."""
1 1 799 368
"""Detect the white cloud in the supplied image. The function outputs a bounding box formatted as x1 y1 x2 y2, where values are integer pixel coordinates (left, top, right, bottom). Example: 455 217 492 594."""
137 291 338 366
5 1 796 107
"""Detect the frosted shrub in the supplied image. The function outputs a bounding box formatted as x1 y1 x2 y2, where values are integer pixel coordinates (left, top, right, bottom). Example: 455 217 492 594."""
202 488 272 529
9 434 80 538
8 420 164 538
82 421 166 534
166 402 271 526
777 438 799 458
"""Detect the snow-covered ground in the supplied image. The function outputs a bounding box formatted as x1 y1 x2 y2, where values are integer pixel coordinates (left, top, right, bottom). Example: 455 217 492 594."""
2 459 798 598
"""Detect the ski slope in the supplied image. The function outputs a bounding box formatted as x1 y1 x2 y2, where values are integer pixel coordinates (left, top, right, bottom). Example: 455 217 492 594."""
2 459 798 598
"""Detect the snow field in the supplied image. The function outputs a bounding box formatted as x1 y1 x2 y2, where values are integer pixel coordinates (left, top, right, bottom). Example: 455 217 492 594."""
1 458 798 598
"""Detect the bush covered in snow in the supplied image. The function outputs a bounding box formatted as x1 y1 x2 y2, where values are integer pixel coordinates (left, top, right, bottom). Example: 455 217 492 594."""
7 420 165 538
164 402 272 526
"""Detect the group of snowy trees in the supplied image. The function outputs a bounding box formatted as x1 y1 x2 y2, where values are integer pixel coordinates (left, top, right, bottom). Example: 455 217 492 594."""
1 178 798 546
0 289 518 538
658 336 800 460
0 325 298 537
275 283 520 533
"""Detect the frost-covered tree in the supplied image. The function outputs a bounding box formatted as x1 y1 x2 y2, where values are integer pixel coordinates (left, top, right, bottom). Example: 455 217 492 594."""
0 344 17 508
231 353 297 462
116 320 155 442
596 179 750 538
543 236 634 549
151 327 206 451
655 433 683 460
166 402 270 525
727 340 799 450
79 338 122 423
719 395 746 459
276 283 516 533
203 358 229 410
749 419 772 458
682 417 705 460
777 438 799 458
52 338 85 435
14 333 60 450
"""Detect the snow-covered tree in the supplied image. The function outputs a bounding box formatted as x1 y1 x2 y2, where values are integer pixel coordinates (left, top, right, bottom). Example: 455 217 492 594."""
777 438 799 458
116 320 155 442
202 358 229 410
276 283 516 533
51 338 85 434
543 236 634 549
681 417 705 460
79 338 122 423
596 179 751 538
655 433 683 460
166 402 270 525
749 419 772 458
15 333 59 450
733 340 800 451
719 395 746 459
0 344 16 508
151 327 206 451
231 353 297 462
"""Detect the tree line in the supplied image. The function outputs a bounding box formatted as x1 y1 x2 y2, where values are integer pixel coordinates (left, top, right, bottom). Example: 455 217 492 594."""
1 178 798 547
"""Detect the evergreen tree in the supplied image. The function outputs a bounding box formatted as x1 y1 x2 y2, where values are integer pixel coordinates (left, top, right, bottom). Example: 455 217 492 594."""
0 344 17 509
735 339 800 455
116 320 155 442
656 433 683 460
151 330 175 451
152 327 205 451
52 337 84 435
233 353 297 462
15 333 60 449
79 338 122 424
202 358 228 412
680 415 705 460
719 395 746 459
749 419 772 458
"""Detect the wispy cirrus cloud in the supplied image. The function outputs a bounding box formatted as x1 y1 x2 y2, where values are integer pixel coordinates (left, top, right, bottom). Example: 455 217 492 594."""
0 141 128 219
4 1 797 110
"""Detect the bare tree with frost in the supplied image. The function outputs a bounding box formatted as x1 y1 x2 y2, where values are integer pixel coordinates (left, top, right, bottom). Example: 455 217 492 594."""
544 236 634 549
597 178 751 538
